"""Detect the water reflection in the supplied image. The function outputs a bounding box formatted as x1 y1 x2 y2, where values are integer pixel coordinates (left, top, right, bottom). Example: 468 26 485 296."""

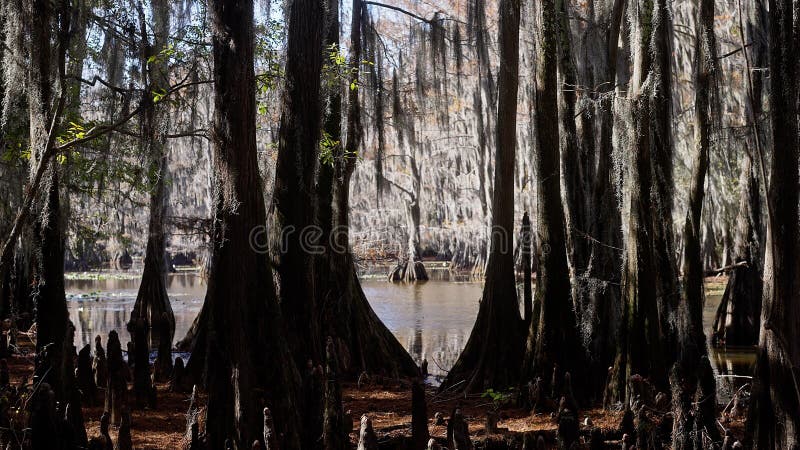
66 272 754 395
361 280 478 377
67 273 206 350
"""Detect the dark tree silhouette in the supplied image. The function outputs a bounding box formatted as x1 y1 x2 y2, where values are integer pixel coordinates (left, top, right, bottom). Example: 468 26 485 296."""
187 0 302 446
439 0 524 393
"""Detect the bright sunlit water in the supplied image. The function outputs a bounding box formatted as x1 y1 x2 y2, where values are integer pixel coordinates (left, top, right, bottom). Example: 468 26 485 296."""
65 270 753 400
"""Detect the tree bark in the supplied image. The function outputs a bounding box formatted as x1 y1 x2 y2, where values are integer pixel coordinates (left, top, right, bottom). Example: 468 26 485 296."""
677 0 716 369
27 0 74 408
605 0 673 405
648 0 680 359
557 0 590 278
577 0 625 402
521 0 587 403
188 0 303 447
270 0 325 364
521 212 532 325
748 0 800 444
438 0 524 393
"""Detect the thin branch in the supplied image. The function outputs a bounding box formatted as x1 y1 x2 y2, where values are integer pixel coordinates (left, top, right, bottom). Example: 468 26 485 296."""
166 130 210 140
381 174 414 199
717 42 752 60
704 260 748 276
364 1 432 23
0 78 207 272
70 75 134 94
0 93 66 272
53 105 145 152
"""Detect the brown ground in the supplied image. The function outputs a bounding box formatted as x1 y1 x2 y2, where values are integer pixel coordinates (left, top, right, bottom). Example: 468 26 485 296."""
7 351 750 448
7 344 625 448
343 381 626 446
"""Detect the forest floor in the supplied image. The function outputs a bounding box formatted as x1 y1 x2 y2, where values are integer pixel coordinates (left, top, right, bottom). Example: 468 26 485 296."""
5 345 748 448
7 340 626 447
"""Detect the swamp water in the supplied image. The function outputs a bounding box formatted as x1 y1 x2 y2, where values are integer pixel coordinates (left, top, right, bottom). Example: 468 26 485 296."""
66 271 753 401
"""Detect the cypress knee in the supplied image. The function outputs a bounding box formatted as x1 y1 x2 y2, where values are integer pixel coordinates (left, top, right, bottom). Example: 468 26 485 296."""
357 415 378 450
411 380 429 449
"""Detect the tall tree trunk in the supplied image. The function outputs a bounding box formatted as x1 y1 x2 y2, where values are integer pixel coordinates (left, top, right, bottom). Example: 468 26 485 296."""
579 0 625 402
672 0 719 443
0 4 16 324
521 0 587 402
677 0 716 370
318 0 419 378
557 0 590 279
712 0 766 347
189 0 303 447
28 0 71 403
469 0 496 271
649 0 679 359
438 0 524 393
605 0 673 405
270 0 325 365
749 0 800 444
130 0 175 383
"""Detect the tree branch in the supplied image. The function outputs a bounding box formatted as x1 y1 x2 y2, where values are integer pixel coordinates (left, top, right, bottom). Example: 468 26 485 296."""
70 75 135 94
0 92 66 273
363 1 432 23
704 260 748 276
0 78 207 272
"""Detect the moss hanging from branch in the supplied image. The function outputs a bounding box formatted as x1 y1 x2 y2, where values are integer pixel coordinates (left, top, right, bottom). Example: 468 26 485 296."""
391 68 405 147
363 11 386 206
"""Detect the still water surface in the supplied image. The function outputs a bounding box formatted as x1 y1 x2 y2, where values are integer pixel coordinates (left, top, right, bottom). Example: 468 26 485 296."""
66 272 753 400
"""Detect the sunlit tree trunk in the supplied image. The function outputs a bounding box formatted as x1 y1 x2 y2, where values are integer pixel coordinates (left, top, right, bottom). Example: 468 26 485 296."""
605 0 674 405
521 0 587 402
0 6 10 322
